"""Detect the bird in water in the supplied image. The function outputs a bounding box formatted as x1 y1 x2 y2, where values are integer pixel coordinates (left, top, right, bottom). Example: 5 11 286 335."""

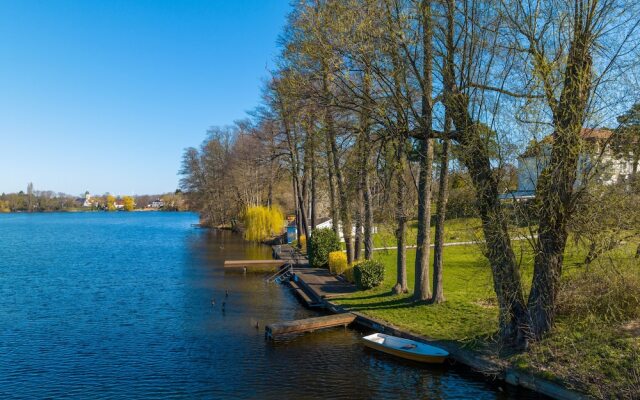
210 298 215 307
225 290 229 298
221 301 226 311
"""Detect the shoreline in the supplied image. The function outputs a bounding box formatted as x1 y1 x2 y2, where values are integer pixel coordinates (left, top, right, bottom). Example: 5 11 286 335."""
325 300 587 400
276 246 589 400
0 209 186 214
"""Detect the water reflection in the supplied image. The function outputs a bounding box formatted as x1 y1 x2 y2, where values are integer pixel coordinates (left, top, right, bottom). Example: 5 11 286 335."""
0 213 545 399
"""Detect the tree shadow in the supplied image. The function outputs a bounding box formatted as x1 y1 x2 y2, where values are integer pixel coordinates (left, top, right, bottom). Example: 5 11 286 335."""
344 296 423 311
339 291 393 301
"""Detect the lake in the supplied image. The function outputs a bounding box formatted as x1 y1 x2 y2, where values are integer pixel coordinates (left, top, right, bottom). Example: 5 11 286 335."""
0 212 542 399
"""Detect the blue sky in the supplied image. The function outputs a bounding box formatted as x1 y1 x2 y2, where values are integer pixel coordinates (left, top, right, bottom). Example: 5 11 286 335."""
0 0 291 196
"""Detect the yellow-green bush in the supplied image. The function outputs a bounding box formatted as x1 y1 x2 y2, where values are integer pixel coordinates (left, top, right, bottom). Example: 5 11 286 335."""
343 265 355 283
343 259 366 283
122 196 135 211
328 251 347 275
243 205 284 241
299 234 307 250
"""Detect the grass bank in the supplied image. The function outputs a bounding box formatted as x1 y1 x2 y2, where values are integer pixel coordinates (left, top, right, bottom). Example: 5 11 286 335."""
334 241 640 399
371 217 533 247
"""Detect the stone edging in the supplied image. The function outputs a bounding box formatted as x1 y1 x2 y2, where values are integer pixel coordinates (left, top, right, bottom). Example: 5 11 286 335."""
323 300 590 400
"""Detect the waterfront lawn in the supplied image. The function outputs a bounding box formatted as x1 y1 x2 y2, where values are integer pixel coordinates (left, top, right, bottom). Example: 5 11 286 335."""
335 242 640 398
336 244 500 341
514 251 640 398
371 217 534 248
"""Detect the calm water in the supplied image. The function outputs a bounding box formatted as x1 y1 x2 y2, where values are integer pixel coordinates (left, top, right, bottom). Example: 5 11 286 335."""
0 212 542 399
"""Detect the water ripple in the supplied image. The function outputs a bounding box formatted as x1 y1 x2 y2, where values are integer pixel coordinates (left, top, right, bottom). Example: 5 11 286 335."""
0 213 541 399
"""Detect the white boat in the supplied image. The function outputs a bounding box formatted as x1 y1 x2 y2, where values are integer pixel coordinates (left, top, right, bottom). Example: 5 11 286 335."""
362 333 449 364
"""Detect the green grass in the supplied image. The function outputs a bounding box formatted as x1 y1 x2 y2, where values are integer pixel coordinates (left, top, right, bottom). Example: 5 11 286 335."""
514 317 640 398
371 217 534 248
337 244 499 341
334 234 640 398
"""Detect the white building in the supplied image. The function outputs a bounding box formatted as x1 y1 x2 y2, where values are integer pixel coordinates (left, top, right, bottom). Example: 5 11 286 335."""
82 192 92 207
313 217 378 242
511 128 635 199
149 199 164 209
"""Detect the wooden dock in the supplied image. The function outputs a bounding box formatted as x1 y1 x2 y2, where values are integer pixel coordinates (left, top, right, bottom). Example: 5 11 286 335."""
293 268 357 299
272 244 309 267
265 313 356 339
223 259 288 272
287 280 322 308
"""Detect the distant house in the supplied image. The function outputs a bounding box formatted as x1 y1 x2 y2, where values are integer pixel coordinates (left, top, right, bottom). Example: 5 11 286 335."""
505 128 635 200
82 192 92 207
313 217 378 242
114 199 125 210
148 199 164 209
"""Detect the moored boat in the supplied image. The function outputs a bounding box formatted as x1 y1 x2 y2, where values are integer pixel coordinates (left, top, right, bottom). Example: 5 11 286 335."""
362 333 449 364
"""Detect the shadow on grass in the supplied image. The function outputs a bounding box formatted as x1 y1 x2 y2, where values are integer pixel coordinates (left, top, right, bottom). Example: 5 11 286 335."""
342 295 424 311
339 291 393 301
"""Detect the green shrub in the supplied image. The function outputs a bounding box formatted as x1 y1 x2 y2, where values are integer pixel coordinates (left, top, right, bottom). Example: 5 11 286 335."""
557 262 640 323
308 228 341 268
354 259 385 290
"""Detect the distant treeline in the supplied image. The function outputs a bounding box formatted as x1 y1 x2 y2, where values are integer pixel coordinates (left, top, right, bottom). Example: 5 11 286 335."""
0 185 188 212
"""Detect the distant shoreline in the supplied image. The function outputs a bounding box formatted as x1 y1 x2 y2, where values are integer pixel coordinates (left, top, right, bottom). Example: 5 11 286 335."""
0 209 186 214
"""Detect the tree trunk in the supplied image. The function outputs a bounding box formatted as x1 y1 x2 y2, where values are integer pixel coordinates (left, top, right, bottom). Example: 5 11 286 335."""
311 138 317 230
325 135 340 238
447 92 529 347
442 0 529 347
393 138 408 294
300 136 311 240
323 63 354 264
293 178 302 246
361 67 374 260
431 0 453 304
528 23 594 340
414 0 434 302
432 134 450 304
296 179 310 241
363 170 374 260
414 136 433 300
328 127 354 264
354 187 363 261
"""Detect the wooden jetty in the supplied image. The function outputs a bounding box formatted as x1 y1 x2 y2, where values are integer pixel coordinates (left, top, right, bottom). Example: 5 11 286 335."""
294 268 357 299
265 313 356 339
272 244 309 266
287 280 322 308
223 259 288 272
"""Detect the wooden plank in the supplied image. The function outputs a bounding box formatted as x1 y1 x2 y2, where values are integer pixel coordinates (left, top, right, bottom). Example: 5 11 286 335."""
224 259 287 266
223 259 287 272
265 313 356 338
294 268 357 298
288 280 320 307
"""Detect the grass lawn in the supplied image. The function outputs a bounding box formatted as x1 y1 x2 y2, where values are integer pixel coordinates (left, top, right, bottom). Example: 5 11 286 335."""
334 239 640 398
371 217 534 248
337 244 499 341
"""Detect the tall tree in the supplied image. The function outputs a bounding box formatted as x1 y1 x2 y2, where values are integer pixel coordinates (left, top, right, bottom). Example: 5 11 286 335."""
413 0 435 301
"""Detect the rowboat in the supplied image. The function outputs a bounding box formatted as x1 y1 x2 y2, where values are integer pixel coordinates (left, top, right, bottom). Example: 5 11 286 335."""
361 333 449 364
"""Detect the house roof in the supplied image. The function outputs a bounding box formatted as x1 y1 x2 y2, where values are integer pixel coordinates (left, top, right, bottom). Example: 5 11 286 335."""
315 217 332 225
579 128 613 140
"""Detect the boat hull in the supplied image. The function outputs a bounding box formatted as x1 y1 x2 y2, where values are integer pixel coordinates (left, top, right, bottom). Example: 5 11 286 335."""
362 334 448 364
